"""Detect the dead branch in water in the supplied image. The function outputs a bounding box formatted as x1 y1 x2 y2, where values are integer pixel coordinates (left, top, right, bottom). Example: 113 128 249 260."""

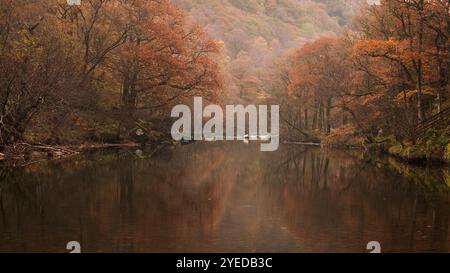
18 143 79 155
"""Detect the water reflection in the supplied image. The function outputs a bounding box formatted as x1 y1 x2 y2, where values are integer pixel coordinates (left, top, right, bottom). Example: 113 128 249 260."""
263 148 450 252
0 143 449 252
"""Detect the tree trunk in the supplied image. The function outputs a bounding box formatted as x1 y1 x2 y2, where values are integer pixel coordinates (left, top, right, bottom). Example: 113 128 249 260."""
318 100 324 131
326 97 332 134
304 108 309 130
298 104 303 128
312 99 318 130
416 0 425 122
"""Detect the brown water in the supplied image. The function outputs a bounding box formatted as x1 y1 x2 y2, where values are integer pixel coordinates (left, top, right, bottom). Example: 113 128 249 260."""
0 142 449 253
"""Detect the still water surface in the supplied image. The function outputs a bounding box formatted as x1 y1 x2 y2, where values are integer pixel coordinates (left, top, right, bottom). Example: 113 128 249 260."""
0 142 449 252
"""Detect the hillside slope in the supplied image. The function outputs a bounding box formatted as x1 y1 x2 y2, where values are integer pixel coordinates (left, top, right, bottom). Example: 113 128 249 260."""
172 0 364 102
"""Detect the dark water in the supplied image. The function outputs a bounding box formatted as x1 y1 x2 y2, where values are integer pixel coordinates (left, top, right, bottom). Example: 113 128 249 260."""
0 142 449 253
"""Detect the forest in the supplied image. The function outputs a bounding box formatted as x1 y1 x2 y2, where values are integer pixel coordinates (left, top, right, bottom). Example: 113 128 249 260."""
274 0 450 162
0 0 449 163
0 0 222 150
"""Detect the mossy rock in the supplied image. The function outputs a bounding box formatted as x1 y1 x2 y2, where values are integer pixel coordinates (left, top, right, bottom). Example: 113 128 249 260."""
373 135 398 152
388 144 404 157
444 143 450 162
427 147 444 161
401 145 427 161
434 134 450 146
444 170 450 187
389 144 427 161
419 133 449 160
384 128 450 163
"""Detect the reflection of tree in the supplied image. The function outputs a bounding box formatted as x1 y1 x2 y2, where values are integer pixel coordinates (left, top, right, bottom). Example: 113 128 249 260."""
1 144 449 252
271 147 307 178
0 143 249 252
260 145 450 252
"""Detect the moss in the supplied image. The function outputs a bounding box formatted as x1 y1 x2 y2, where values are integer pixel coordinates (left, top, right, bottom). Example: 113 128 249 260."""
372 134 398 152
444 170 450 187
373 135 397 144
388 144 427 161
326 127 450 163
417 130 450 161
401 145 427 161
388 144 404 157
383 129 450 163
444 143 450 162
435 134 450 146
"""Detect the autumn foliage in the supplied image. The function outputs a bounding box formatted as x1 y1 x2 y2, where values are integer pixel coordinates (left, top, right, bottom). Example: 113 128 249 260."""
286 0 449 140
1 0 448 146
0 0 223 145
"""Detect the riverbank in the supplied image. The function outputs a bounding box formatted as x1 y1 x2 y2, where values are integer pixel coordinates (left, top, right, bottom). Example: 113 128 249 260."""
371 136 450 164
0 142 145 166
319 126 450 164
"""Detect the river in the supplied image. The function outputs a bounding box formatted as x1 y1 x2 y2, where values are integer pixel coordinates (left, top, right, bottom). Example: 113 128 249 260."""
0 142 449 252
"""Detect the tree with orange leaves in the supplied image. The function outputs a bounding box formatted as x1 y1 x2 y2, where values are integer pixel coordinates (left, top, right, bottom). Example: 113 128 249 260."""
289 37 352 133
354 0 449 123
0 0 223 145
115 0 223 113
285 0 449 141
